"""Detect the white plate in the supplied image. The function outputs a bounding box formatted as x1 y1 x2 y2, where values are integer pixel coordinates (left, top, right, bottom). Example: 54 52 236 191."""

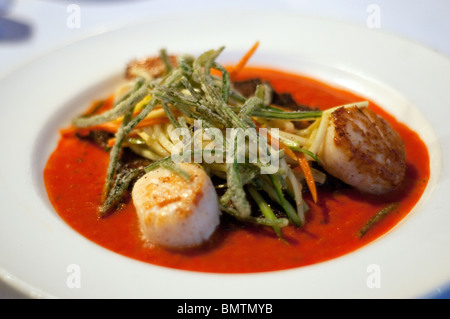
0 9 449 299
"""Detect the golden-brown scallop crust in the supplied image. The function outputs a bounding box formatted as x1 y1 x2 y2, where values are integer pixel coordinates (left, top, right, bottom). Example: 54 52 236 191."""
320 106 406 194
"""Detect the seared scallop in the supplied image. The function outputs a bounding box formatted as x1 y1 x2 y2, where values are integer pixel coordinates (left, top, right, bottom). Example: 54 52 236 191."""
318 106 406 194
131 162 220 248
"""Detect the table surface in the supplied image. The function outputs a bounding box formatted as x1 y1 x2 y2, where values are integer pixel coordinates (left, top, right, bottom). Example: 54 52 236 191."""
1 0 449 299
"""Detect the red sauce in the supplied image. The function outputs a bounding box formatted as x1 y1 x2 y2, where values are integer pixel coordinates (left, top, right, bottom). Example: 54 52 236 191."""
43 67 430 273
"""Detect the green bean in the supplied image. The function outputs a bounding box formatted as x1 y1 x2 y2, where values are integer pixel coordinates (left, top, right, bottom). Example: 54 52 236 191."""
289 146 320 163
102 97 159 201
252 109 322 120
160 161 191 181
159 48 173 74
102 101 135 198
226 159 251 218
99 169 141 216
269 174 302 227
162 100 181 128
220 203 288 228
247 185 284 238
212 61 231 103
144 156 173 173
238 85 264 118
359 203 399 237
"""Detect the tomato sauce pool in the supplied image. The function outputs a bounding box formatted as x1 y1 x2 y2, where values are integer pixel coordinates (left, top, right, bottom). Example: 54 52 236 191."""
43 67 430 273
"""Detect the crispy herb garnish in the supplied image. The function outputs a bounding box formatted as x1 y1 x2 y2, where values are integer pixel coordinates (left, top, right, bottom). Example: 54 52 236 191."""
72 45 329 231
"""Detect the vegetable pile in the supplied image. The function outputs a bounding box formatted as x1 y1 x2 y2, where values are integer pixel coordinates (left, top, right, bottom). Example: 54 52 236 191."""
68 43 368 237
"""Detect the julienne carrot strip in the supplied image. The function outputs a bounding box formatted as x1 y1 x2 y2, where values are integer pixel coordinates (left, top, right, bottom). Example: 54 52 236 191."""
106 117 170 148
59 126 85 137
268 104 291 112
229 41 260 79
279 142 318 204
102 116 170 146
263 124 318 203
262 124 297 160
294 152 318 203
135 116 170 128
60 95 117 137
90 122 121 133
107 137 116 148
60 116 170 138
59 123 119 138
82 95 115 116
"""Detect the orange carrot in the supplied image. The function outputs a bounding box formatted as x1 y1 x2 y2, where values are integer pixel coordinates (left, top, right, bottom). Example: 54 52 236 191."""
59 126 86 137
60 116 170 139
264 125 318 203
229 41 260 79
107 137 116 148
90 116 170 133
294 152 318 203
135 116 170 128
82 94 115 116
264 125 296 160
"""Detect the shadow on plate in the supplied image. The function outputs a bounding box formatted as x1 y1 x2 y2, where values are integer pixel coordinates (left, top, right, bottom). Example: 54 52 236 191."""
422 282 450 299
0 16 32 42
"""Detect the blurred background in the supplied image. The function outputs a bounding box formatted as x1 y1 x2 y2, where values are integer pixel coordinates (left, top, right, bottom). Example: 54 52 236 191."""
0 0 449 299
1 0 449 78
